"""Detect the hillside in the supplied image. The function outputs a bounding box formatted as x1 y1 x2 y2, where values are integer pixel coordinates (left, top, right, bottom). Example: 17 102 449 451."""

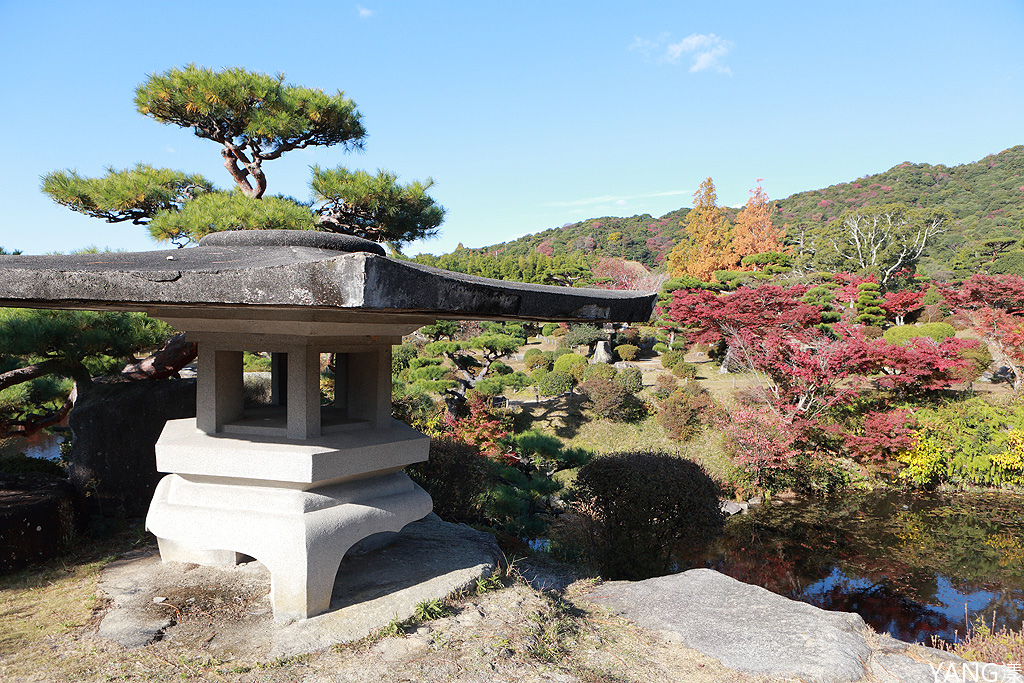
414 146 1024 275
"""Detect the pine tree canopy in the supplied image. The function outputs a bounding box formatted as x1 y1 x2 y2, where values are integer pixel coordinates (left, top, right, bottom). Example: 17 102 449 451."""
40 164 213 226
135 64 366 199
148 190 317 244
310 166 446 248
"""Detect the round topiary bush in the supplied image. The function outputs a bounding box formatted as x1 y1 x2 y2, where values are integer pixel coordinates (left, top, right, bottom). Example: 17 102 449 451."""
660 349 683 370
658 382 715 441
541 322 559 337
525 354 552 372
489 360 513 375
652 342 669 354
579 376 630 420
523 347 543 360
614 367 643 394
883 322 956 345
583 363 617 382
565 451 724 580
536 370 574 396
614 344 640 361
553 352 588 380
672 362 699 380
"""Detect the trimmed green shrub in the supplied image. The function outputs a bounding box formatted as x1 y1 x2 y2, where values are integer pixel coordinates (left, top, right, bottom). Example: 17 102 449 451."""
583 363 617 381
615 344 640 361
536 370 574 396
473 377 504 396
614 367 643 394
407 438 491 522
652 343 669 354
489 360 513 375
525 354 552 372
672 362 699 380
551 326 566 338
660 349 683 369
883 322 956 345
564 451 724 580
541 322 559 336
553 352 588 380
522 348 542 360
503 371 531 391
669 341 688 352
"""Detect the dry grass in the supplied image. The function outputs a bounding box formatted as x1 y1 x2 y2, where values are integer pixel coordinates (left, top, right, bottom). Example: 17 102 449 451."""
0 537 776 683
932 616 1024 666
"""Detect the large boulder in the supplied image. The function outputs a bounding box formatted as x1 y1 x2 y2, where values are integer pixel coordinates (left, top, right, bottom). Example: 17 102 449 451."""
68 379 196 517
591 341 614 364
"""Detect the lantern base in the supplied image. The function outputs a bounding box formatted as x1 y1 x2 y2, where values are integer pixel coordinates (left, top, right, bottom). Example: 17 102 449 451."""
146 471 433 621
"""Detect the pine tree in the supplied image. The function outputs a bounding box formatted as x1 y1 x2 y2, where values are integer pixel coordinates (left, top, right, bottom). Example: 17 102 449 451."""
44 66 445 248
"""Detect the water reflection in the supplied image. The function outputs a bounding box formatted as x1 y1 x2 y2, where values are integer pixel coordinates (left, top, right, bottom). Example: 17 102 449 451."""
0 428 65 462
680 491 1024 644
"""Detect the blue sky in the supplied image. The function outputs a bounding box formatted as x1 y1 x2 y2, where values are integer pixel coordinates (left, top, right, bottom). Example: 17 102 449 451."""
1 1 1021 257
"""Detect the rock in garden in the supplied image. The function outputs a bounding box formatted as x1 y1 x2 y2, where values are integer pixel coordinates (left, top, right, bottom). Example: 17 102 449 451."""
591 341 614 364
587 568 872 683
69 379 195 517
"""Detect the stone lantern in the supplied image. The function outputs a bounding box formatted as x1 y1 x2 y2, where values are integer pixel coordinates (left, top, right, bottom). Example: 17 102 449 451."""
0 230 655 621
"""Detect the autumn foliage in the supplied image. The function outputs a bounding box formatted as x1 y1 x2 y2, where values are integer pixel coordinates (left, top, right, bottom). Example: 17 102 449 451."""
730 180 787 261
664 276 984 488
667 177 738 281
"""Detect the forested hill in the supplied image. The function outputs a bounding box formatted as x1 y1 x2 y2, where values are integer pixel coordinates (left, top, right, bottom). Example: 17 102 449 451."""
413 145 1024 275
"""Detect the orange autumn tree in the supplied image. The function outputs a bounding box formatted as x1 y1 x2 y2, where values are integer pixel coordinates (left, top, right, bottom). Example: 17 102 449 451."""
668 177 737 281
731 179 788 266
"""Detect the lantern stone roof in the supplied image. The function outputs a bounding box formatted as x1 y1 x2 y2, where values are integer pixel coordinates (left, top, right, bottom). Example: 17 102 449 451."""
0 231 655 324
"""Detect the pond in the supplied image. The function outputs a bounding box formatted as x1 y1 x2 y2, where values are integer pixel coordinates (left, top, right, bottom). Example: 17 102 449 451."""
681 491 1024 645
0 427 66 462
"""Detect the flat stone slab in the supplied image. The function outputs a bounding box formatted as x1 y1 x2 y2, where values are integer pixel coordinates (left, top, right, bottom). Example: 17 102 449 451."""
585 568 1024 683
94 514 501 659
0 232 655 324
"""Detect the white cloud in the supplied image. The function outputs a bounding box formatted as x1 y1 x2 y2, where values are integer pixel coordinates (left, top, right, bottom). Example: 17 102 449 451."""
615 199 627 207
632 32 734 75
166 146 176 154
356 5 374 18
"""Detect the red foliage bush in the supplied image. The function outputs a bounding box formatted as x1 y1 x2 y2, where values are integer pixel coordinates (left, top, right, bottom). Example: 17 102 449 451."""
841 409 916 472
658 382 716 441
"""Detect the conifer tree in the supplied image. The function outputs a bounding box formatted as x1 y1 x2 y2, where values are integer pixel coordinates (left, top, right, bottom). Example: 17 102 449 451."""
731 180 787 262
667 177 737 281
135 64 366 200
43 66 445 249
